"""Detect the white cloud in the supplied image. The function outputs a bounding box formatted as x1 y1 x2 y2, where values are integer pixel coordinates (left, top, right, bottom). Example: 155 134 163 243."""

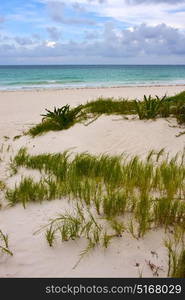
43 0 185 28
1 22 185 61
46 0 95 24
1 0 185 63
45 40 57 47
99 1 185 28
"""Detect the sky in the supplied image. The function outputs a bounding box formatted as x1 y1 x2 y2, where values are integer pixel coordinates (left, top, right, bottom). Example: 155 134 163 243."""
0 0 185 64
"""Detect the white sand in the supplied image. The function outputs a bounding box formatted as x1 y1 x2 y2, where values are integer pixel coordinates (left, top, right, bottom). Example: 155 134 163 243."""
0 85 185 277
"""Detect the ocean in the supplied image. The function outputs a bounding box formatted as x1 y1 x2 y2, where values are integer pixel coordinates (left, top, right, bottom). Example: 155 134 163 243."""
0 65 185 90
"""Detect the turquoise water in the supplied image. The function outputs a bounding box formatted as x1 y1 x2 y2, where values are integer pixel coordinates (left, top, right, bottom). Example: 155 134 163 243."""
0 65 185 90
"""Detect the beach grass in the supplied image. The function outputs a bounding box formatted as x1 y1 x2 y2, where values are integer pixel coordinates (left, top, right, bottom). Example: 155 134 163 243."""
0 229 13 256
166 91 185 124
2 145 185 276
83 97 136 115
27 91 185 137
36 206 104 262
87 92 185 122
165 238 185 278
7 149 185 240
6 177 50 208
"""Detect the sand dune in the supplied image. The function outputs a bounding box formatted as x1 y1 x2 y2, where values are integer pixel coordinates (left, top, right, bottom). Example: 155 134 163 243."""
0 85 185 277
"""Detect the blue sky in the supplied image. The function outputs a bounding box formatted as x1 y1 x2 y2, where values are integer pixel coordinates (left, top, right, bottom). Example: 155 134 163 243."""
0 0 185 64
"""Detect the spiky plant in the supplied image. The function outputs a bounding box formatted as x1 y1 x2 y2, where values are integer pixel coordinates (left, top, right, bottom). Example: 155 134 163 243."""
41 105 83 129
134 95 167 120
0 230 13 256
28 104 84 136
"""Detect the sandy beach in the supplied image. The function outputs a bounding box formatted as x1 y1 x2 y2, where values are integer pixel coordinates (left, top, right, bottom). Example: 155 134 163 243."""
0 85 185 278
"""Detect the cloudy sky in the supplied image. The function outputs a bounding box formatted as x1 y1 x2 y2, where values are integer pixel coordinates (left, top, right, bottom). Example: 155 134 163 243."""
0 0 185 64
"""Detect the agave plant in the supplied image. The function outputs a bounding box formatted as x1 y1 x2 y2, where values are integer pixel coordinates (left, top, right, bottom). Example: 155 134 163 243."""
41 104 84 129
134 95 167 120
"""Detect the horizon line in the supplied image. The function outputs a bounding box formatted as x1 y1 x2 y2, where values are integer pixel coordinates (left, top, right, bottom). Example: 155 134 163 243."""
1 64 185 66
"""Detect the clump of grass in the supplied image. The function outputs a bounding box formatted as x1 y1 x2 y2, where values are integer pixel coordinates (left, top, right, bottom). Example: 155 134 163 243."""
10 148 70 179
6 177 52 208
37 208 102 249
10 147 28 172
134 95 167 120
28 104 84 137
165 238 185 278
28 120 59 137
11 148 185 271
84 97 136 115
38 206 123 267
44 212 84 244
0 230 13 256
7 148 185 246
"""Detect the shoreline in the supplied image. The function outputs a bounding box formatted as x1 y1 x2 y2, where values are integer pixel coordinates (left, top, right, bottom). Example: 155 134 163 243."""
0 83 185 93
